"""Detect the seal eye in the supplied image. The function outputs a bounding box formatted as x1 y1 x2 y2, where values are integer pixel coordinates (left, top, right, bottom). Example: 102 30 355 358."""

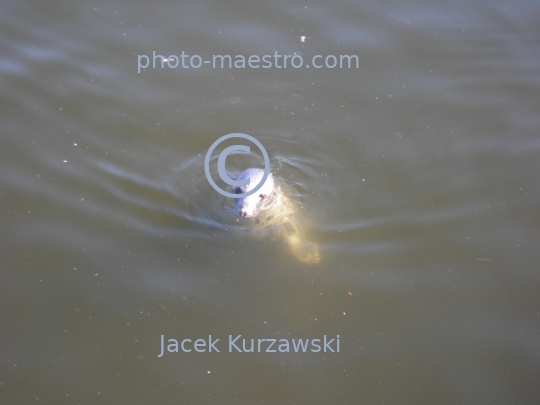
259 194 267 199
235 188 242 194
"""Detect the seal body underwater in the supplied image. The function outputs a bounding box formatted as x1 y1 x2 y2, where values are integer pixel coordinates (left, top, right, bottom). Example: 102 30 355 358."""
232 168 320 264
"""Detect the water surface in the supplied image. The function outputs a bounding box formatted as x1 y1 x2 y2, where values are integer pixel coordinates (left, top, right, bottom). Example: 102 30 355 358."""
1 0 539 404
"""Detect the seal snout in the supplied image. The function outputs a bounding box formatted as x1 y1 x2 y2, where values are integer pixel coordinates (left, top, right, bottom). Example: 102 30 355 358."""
239 207 255 218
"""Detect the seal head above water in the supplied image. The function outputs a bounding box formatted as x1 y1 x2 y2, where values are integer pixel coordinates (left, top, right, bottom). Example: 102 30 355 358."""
233 168 276 218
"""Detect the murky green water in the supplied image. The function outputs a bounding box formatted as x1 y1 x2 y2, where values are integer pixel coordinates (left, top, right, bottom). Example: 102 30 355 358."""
1 0 539 404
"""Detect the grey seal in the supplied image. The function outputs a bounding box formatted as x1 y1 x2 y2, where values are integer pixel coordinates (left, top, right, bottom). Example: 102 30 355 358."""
232 168 320 264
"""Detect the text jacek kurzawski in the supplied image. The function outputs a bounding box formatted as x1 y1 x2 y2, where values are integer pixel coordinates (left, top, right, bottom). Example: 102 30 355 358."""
158 334 340 357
